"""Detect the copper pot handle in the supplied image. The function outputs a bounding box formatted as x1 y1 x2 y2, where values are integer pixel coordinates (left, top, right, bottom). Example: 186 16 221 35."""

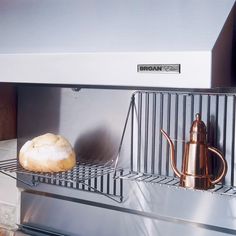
208 146 227 185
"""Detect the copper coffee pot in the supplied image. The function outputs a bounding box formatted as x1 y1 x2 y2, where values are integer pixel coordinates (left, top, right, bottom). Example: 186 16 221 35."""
161 113 227 190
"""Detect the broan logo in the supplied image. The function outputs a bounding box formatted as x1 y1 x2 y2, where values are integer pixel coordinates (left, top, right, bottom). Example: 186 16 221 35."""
137 64 180 74
139 66 163 71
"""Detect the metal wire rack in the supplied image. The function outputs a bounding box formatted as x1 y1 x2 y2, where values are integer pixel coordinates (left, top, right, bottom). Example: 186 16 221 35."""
2 89 236 200
0 158 123 203
115 90 236 197
0 159 115 182
128 90 236 186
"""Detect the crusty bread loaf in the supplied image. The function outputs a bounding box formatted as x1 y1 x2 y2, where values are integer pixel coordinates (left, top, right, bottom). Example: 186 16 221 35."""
19 133 76 172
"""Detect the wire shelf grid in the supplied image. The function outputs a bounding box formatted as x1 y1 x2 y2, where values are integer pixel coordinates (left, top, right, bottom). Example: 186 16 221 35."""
120 171 236 197
0 158 116 182
0 158 123 203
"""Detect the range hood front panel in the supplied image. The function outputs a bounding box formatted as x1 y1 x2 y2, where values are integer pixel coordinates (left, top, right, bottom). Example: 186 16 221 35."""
0 51 212 88
0 0 235 88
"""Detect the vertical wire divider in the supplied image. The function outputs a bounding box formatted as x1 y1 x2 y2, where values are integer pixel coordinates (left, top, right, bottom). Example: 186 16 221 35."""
113 173 117 196
137 92 142 173
174 93 179 177
222 95 227 155
55 172 58 186
190 94 194 123
185 94 194 157
39 174 44 185
94 167 98 192
83 165 89 191
222 95 227 185
32 175 37 186
82 166 85 190
76 166 80 189
213 95 219 178
86 166 90 191
70 169 73 188
107 172 110 194
199 94 202 117
185 93 194 162
206 94 211 149
231 95 236 186
130 94 135 172
54 172 58 186
144 92 149 173
120 169 124 202
158 93 164 175
53 172 56 185
224 95 232 186
79 165 83 188
151 93 156 174
165 93 171 176
88 166 91 191
215 95 219 147
44 173 48 184
72 168 76 189
224 95 236 186
113 94 134 178
224 95 228 150
59 172 63 187
44 169 49 184
63 171 67 187
182 95 187 163
100 169 103 193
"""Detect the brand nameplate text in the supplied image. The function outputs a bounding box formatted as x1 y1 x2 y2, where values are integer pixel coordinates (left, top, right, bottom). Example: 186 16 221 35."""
137 64 180 74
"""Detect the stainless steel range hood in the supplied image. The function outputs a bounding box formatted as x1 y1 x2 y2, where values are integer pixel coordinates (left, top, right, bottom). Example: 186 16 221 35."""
0 0 235 88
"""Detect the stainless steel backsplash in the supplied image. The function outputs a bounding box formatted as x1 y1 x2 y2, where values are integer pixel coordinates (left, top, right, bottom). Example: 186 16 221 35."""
17 86 236 186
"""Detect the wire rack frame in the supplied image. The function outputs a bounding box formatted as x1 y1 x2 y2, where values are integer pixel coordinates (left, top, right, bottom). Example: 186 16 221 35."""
129 91 236 187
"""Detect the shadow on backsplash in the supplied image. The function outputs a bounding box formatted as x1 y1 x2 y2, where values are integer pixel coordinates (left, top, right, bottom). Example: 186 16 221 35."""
74 126 119 165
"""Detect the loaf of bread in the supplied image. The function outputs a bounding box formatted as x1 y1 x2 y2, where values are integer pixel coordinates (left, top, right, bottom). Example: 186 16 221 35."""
19 133 76 172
